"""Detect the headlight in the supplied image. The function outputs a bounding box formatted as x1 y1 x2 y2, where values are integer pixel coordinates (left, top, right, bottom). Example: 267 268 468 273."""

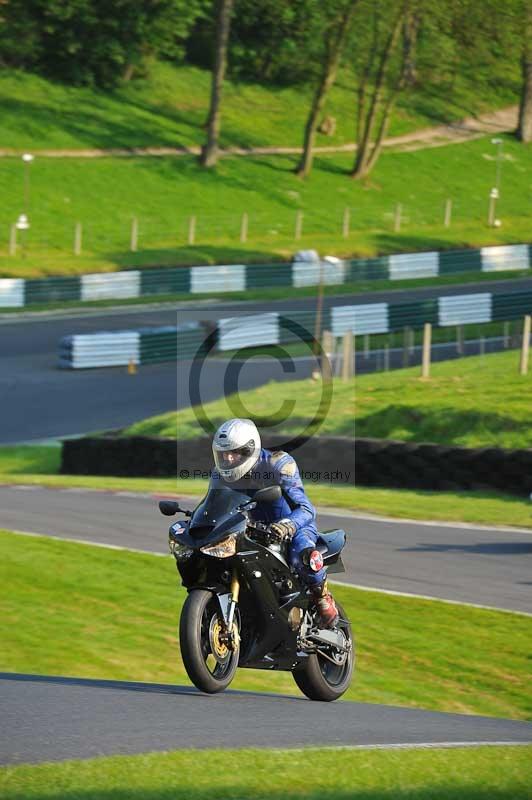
200 534 237 559
169 538 193 561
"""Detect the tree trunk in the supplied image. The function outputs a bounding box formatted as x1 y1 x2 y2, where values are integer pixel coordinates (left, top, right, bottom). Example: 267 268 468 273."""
122 62 135 82
402 11 419 86
200 0 233 168
356 10 379 141
517 4 532 143
351 5 405 179
296 1 359 179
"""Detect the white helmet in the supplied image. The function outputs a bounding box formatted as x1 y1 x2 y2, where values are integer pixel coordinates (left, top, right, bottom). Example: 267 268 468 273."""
212 418 261 482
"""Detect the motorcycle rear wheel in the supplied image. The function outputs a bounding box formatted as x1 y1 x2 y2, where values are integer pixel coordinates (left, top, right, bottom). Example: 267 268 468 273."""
292 602 354 702
180 589 239 693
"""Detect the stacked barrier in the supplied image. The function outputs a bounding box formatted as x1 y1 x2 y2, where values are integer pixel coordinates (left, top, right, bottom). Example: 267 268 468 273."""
3 243 531 308
58 288 532 368
58 322 207 369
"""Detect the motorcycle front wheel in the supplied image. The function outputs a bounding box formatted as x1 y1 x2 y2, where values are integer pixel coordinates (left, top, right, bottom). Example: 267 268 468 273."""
179 589 240 693
292 602 354 702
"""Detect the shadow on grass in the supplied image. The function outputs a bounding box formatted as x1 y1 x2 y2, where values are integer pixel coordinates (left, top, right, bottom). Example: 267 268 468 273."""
355 406 531 448
373 233 463 254
107 245 284 269
2 784 525 800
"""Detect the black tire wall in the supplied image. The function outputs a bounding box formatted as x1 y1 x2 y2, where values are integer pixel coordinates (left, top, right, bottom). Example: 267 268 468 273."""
61 435 532 496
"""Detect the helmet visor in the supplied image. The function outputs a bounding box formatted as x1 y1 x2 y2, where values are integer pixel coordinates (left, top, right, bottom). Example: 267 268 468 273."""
215 441 255 471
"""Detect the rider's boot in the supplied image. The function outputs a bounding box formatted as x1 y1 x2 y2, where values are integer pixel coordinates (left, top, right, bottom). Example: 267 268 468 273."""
311 580 339 629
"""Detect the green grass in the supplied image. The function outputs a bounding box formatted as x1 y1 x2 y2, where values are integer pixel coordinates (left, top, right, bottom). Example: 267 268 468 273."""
1 746 531 800
128 376 355 440
0 61 519 153
1 135 531 277
1 529 531 719
355 350 532 449
125 350 531 450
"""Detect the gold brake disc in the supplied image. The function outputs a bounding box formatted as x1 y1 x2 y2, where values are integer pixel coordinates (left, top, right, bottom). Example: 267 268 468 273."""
209 617 229 660
209 616 239 662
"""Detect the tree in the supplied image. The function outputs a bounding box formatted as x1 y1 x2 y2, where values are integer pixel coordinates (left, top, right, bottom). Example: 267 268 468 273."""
200 0 234 168
0 0 206 87
350 0 411 180
517 1 532 141
296 0 359 178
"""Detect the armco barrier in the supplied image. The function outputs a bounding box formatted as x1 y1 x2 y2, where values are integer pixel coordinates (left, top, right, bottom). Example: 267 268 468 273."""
60 435 532 496
58 322 208 368
57 287 532 368
3 243 531 308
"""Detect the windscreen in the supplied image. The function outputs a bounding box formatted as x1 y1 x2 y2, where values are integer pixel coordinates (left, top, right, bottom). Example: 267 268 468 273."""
190 481 251 528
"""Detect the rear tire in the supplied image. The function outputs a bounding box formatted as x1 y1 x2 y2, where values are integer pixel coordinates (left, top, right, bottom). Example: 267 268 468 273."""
292 602 354 702
179 589 239 694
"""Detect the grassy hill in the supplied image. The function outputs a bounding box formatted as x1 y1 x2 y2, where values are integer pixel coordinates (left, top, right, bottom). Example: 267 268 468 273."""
125 350 531 450
0 63 529 278
1 135 530 277
0 61 520 152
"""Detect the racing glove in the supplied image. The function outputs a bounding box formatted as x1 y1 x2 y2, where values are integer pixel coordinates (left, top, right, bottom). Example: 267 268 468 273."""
268 518 297 543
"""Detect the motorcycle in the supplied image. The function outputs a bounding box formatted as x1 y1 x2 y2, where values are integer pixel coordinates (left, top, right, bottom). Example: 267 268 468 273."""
159 481 354 701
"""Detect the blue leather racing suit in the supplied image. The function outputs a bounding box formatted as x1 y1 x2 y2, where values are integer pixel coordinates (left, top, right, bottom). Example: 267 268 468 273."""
217 447 325 588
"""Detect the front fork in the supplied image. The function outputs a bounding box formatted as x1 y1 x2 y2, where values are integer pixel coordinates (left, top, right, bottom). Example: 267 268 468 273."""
217 569 240 650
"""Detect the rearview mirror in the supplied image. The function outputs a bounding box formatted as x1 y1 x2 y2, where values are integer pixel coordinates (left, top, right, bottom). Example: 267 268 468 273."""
253 486 282 504
159 500 182 516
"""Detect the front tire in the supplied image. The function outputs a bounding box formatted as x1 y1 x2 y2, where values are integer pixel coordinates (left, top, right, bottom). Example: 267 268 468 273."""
179 589 239 694
293 602 354 702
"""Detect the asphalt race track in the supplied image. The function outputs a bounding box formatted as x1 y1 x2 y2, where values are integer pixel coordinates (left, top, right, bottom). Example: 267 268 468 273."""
1 486 530 613
2 277 531 443
1 673 531 765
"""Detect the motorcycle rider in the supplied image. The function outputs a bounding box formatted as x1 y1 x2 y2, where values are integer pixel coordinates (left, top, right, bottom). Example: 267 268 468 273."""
212 418 339 628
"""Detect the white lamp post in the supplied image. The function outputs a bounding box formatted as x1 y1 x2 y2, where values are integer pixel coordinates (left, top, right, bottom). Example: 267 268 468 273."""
489 138 503 227
14 154 34 256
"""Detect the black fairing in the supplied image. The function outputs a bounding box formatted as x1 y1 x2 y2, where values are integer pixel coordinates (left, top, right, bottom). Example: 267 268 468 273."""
168 480 347 672
188 482 250 541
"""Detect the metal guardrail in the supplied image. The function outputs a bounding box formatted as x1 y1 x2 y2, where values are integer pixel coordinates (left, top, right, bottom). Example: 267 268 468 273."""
58 322 207 369
4 243 531 308
58 289 532 368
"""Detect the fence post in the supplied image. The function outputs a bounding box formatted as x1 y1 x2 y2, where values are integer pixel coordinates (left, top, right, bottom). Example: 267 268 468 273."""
240 212 248 243
519 314 531 375
444 198 452 227
394 203 402 232
130 217 138 252
402 326 410 367
503 321 510 348
456 324 464 354
364 333 370 360
9 224 17 255
421 323 432 378
321 330 334 381
74 222 82 256
188 215 196 246
342 331 354 380
342 207 350 238
295 210 303 240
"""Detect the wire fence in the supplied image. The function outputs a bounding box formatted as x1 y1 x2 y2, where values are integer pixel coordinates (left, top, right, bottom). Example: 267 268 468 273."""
3 197 528 259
